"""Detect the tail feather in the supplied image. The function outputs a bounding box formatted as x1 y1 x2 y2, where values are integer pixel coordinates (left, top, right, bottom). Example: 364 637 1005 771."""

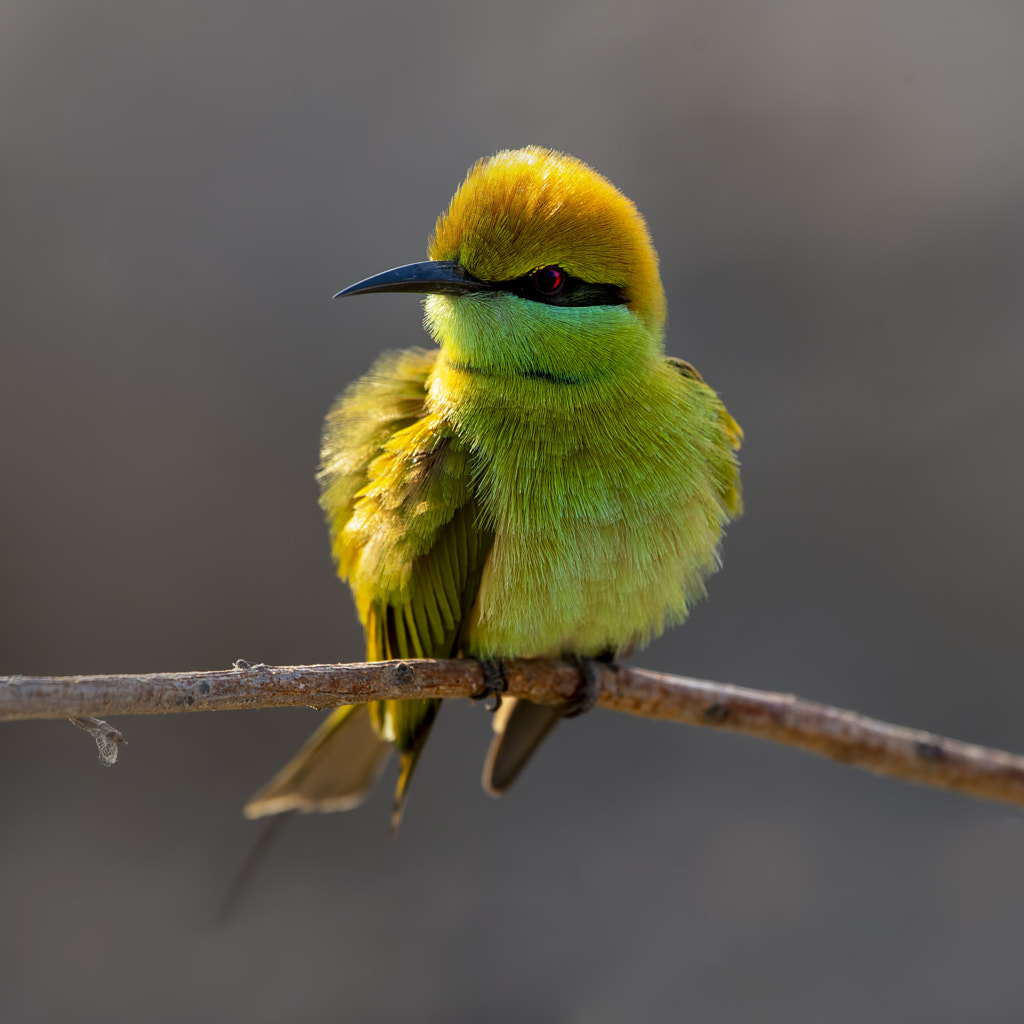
482 697 562 797
391 726 434 836
244 704 392 818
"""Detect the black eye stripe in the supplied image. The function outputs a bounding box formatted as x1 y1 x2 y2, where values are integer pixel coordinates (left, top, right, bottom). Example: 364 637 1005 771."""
487 267 627 307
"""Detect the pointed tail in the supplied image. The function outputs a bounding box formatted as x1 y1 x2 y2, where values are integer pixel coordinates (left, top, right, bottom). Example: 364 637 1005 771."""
482 697 562 797
244 704 392 818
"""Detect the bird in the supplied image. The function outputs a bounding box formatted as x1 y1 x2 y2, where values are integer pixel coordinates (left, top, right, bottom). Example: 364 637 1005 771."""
244 146 742 832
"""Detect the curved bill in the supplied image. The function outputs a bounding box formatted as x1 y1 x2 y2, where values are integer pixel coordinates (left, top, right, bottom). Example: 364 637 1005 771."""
333 260 490 299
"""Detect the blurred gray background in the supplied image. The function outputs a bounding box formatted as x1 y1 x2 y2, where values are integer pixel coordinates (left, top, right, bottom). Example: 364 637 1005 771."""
2 1 1023 1021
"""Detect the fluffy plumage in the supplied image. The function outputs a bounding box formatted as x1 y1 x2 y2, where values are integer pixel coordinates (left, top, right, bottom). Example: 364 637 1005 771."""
245 146 742 825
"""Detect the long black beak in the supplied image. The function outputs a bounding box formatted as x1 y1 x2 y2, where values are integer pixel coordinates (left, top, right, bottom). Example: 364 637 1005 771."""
333 260 490 299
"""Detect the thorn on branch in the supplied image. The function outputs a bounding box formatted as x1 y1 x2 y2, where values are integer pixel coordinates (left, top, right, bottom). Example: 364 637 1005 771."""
69 716 126 766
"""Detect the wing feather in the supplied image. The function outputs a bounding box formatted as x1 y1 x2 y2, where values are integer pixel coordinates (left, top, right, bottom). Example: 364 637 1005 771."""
246 348 494 827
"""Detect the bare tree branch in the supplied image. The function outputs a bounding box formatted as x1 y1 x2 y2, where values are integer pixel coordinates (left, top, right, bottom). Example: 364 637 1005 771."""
3 658 1023 811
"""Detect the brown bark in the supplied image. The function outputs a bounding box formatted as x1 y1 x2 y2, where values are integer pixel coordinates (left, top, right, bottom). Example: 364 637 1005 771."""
3 658 1023 810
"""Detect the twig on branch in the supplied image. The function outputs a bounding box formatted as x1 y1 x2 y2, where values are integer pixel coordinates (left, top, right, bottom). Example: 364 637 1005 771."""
2 658 1023 812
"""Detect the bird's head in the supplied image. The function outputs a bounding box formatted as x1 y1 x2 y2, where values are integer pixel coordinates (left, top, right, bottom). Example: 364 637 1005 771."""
336 147 666 384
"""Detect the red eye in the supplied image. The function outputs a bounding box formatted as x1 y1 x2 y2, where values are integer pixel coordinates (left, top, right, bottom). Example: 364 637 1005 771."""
533 266 564 294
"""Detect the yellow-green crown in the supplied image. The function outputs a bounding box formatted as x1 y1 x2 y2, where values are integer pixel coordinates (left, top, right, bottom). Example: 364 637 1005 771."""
428 146 666 328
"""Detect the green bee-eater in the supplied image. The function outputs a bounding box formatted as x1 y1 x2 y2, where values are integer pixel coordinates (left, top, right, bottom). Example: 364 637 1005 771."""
245 146 742 830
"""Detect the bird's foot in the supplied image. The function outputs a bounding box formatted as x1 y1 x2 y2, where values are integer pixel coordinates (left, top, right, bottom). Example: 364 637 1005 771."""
473 659 508 712
563 655 609 718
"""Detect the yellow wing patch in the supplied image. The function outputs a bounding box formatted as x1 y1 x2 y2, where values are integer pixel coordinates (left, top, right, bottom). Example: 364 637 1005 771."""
318 347 494 829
